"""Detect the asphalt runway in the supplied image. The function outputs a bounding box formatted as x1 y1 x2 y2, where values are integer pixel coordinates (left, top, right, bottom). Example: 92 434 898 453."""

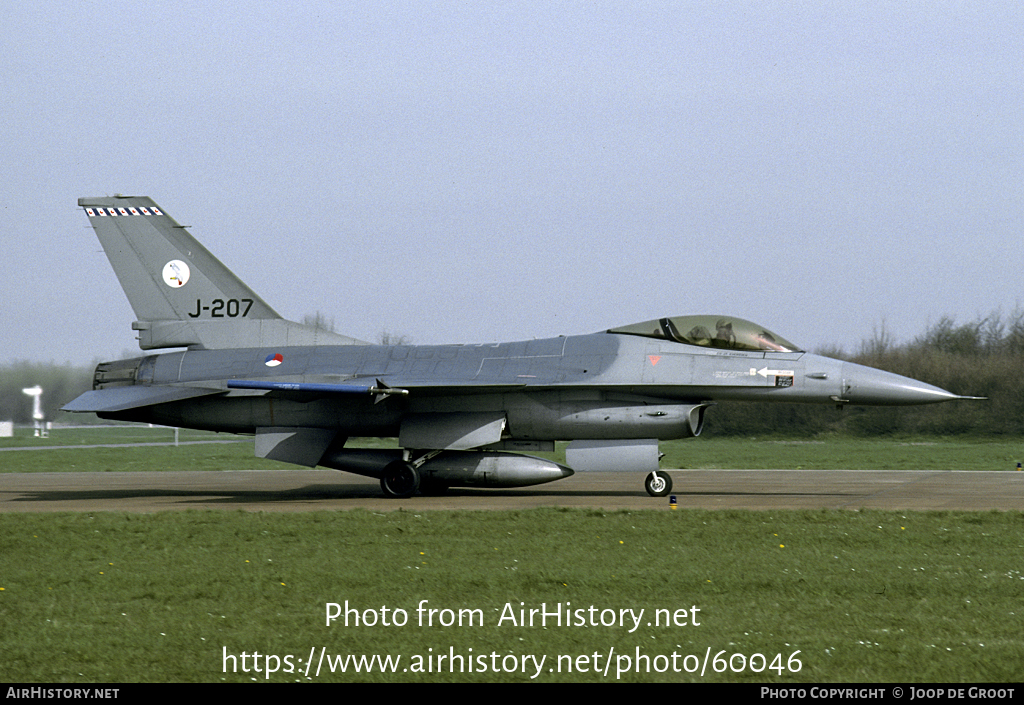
2 468 1023 513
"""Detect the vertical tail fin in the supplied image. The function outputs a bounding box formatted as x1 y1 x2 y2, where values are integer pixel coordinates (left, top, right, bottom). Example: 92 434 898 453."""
80 196 366 350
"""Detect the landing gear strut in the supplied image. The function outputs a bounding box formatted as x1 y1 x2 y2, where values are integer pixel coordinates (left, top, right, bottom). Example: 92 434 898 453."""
380 460 420 498
645 470 672 497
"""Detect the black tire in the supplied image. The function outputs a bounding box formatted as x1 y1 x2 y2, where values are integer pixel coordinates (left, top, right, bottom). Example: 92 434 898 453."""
380 461 420 498
645 470 672 497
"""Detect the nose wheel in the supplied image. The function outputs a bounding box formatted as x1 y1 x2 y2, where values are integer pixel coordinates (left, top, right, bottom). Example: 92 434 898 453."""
645 470 672 497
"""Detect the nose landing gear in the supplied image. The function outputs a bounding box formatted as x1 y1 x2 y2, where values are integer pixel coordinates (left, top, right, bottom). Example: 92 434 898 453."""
645 470 672 497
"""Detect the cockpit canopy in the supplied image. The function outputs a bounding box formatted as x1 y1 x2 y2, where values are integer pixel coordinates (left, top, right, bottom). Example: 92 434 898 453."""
608 315 803 353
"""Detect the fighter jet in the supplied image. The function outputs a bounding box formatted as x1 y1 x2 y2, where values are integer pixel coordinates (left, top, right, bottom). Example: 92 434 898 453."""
64 196 979 498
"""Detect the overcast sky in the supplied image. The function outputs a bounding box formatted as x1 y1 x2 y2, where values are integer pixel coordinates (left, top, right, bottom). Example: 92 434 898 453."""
4 1 1022 365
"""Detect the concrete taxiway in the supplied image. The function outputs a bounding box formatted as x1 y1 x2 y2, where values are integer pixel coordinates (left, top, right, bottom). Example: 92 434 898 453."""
1 469 1023 513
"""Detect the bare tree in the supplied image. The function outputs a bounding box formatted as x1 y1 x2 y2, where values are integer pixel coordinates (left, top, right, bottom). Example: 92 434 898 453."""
378 331 412 345
302 311 336 332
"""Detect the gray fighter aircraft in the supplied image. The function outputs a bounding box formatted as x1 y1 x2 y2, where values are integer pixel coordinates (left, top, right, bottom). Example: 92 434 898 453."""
64 196 978 498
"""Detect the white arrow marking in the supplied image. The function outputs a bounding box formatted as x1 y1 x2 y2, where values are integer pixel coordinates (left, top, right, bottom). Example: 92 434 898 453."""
750 367 795 378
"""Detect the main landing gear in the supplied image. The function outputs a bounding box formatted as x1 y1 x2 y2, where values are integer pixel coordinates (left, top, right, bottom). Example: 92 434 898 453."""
645 470 672 497
381 458 673 499
380 460 420 498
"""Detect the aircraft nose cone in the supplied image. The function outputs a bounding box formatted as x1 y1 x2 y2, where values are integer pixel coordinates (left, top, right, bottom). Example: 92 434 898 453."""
841 362 963 405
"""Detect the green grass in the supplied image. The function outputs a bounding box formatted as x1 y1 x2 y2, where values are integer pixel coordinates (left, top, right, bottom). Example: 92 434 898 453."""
3 429 1022 681
1 509 1022 682
2 427 1022 473
0 425 224 448
661 436 1024 472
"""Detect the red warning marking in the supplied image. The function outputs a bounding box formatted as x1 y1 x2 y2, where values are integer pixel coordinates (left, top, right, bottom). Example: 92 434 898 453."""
648 355 661 366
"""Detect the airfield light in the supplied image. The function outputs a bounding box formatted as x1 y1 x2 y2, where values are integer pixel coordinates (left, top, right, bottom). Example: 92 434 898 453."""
21 386 47 438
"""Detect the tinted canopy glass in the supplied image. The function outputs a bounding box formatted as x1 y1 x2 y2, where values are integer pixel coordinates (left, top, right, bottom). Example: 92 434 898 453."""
608 315 802 353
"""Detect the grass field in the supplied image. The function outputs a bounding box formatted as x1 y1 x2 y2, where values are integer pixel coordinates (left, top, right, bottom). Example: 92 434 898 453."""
1 509 1022 682
0 425 238 449
2 425 1023 473
1 428 1023 682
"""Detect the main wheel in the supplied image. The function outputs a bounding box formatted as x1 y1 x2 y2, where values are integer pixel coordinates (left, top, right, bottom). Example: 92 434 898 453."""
645 470 672 497
380 461 420 498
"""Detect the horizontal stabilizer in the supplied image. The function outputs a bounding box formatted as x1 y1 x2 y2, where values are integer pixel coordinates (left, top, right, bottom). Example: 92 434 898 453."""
62 386 221 413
